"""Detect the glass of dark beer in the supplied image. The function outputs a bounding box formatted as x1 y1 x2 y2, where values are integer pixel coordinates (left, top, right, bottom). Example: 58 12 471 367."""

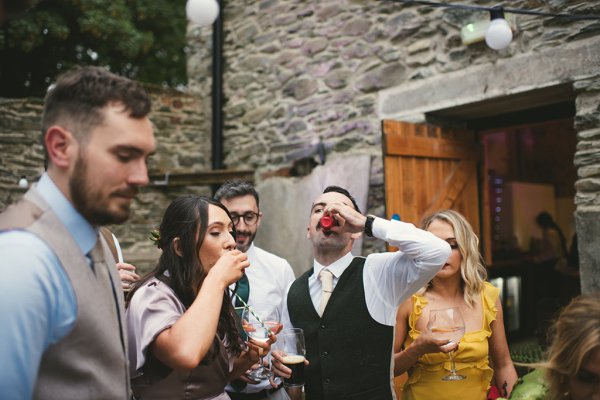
279 328 306 387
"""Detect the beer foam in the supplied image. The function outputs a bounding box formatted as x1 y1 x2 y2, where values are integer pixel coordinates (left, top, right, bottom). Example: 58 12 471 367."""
282 355 305 364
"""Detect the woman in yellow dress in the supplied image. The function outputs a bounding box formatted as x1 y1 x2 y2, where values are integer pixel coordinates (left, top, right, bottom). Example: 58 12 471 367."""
393 210 517 399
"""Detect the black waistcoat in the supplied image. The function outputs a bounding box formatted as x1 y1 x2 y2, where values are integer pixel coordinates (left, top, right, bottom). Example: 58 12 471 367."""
287 257 394 400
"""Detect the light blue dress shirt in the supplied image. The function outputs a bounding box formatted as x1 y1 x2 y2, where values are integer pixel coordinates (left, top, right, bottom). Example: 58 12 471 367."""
0 173 97 400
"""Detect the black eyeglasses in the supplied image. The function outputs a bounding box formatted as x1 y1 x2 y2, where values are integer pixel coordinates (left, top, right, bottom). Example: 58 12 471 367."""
230 212 260 226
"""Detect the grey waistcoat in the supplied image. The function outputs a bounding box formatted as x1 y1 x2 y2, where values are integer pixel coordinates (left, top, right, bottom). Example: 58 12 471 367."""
0 187 130 399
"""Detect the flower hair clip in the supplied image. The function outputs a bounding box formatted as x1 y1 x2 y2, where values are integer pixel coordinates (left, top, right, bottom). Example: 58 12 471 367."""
149 229 161 249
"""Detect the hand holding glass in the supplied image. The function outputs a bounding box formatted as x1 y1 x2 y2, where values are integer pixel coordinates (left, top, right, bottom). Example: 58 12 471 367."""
427 307 466 381
241 306 281 381
278 328 306 387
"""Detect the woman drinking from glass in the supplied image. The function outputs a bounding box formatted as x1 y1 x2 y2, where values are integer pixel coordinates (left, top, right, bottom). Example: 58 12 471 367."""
126 195 273 399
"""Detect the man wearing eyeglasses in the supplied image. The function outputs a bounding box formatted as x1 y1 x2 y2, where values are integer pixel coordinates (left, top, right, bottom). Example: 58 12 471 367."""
215 180 295 400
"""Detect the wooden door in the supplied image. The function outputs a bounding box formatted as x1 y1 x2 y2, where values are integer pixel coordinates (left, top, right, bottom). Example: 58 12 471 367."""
383 120 491 262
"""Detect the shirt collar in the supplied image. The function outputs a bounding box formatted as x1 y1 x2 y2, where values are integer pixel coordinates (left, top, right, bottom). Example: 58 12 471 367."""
36 173 97 256
313 251 354 279
246 242 256 262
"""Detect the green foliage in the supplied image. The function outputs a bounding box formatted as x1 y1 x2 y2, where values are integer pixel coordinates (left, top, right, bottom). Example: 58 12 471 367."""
509 342 545 364
0 0 188 97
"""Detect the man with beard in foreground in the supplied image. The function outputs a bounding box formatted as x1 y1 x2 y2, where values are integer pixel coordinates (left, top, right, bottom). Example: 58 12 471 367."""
215 180 295 400
0 66 156 400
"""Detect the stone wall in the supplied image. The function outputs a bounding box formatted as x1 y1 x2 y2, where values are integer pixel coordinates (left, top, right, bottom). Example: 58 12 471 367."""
187 1 600 283
0 86 212 272
573 75 600 294
187 0 600 176
0 98 45 208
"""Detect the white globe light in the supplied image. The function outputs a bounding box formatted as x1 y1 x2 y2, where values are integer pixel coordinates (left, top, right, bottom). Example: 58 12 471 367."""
186 0 220 27
485 18 513 50
18 177 28 189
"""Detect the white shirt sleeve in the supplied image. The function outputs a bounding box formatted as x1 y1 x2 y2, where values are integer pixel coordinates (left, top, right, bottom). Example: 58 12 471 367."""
363 217 451 325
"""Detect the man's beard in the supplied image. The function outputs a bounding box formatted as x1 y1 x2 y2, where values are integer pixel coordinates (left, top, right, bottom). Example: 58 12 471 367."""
235 230 256 253
70 155 135 226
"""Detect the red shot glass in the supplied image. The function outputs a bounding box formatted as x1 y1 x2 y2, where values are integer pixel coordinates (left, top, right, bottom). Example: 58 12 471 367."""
320 215 336 230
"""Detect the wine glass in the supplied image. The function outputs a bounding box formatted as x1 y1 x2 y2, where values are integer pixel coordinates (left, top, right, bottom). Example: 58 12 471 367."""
241 306 281 380
427 307 466 381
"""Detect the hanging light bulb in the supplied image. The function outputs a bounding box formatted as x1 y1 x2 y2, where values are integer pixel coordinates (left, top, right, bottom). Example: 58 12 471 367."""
18 176 29 189
186 0 220 27
485 7 513 50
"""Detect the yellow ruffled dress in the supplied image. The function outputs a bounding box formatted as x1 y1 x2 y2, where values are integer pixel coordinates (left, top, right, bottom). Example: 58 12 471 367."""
401 282 499 400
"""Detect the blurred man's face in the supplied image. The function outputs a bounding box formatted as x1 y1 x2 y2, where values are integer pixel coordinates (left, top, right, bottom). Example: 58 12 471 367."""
219 194 261 253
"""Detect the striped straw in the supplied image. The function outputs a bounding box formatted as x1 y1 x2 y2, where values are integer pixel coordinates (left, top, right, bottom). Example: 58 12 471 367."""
232 291 270 333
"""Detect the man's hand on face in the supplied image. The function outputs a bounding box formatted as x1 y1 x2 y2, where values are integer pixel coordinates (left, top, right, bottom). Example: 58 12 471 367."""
322 202 367 234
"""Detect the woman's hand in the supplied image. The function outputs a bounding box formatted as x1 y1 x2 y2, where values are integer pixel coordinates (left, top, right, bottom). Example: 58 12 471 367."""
230 332 278 382
208 249 249 288
245 332 277 363
411 332 458 356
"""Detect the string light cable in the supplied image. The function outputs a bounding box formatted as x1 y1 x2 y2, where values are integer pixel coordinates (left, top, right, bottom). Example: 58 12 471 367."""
381 1 600 49
382 1 600 21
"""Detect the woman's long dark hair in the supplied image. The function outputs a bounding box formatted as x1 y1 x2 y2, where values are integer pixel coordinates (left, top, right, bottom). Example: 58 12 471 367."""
128 195 244 358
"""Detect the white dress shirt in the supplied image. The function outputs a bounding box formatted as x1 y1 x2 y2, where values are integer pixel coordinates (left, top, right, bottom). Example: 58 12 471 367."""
281 217 451 328
227 243 295 394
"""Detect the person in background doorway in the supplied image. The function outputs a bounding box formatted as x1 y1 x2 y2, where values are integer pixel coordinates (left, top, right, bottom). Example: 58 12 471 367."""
394 210 517 400
534 211 568 273
532 211 571 342
0 66 156 399
273 186 451 400
215 180 295 400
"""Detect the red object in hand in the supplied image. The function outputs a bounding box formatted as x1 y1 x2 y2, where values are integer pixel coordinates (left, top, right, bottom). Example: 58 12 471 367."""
487 385 501 400
320 215 335 230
